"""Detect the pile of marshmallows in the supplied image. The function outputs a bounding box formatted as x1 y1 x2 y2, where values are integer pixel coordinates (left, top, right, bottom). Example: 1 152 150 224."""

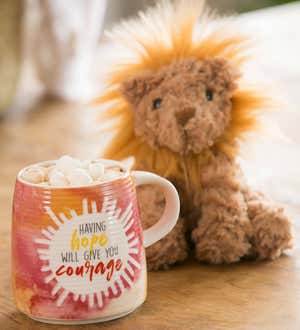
21 156 122 187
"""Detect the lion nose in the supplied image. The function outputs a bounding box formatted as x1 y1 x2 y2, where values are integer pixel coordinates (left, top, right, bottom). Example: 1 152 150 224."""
176 107 195 126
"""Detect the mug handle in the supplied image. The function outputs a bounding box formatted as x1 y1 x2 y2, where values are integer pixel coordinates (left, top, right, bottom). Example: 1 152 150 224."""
132 171 180 248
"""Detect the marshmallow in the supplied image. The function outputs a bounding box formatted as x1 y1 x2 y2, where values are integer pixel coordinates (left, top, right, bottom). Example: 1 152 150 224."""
68 168 93 186
21 167 45 184
82 159 91 169
56 155 82 176
101 169 121 182
45 166 56 181
88 162 105 180
48 169 69 186
21 157 123 187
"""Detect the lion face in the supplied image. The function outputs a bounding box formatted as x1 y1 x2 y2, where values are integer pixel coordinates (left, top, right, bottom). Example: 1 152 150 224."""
122 58 240 155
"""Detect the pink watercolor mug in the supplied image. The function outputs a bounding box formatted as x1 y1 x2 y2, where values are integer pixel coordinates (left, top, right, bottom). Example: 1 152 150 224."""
11 159 180 324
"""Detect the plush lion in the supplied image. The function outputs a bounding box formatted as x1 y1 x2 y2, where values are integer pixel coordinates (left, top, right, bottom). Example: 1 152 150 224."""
96 0 292 270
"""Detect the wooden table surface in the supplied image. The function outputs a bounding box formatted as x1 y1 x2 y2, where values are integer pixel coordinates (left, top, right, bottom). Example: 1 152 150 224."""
2 3 300 330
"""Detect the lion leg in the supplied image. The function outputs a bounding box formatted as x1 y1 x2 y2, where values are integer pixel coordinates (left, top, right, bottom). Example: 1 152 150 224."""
245 190 293 260
137 185 188 270
192 152 252 264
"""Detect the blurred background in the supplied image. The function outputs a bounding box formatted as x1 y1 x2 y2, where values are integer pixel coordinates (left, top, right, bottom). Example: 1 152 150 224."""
1 0 300 207
0 0 298 113
104 0 298 21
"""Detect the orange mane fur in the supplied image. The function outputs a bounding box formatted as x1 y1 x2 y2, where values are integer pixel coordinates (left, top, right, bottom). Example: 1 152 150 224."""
94 0 272 187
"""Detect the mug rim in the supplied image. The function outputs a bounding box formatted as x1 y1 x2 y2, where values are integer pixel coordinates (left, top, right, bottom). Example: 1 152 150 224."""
17 158 130 190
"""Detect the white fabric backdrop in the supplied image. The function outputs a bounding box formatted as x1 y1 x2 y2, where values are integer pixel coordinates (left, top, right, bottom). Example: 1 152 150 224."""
235 4 300 206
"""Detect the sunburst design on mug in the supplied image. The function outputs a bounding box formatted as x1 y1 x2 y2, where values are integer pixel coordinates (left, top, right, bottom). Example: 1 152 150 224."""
34 197 141 308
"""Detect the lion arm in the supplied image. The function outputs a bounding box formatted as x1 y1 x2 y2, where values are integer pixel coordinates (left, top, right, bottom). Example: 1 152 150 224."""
192 151 252 263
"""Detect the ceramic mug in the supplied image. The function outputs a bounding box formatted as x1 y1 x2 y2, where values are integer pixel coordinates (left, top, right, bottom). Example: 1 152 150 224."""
11 159 180 324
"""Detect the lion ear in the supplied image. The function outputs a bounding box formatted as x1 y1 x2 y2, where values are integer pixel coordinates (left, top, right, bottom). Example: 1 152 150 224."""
121 76 148 106
205 57 241 92
121 72 164 106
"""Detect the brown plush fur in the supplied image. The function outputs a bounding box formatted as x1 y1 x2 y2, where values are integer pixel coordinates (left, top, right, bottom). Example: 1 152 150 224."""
137 185 188 270
96 0 293 269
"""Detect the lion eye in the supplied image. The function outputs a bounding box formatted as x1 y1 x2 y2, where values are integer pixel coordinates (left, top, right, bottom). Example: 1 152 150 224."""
205 89 213 101
152 98 162 110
